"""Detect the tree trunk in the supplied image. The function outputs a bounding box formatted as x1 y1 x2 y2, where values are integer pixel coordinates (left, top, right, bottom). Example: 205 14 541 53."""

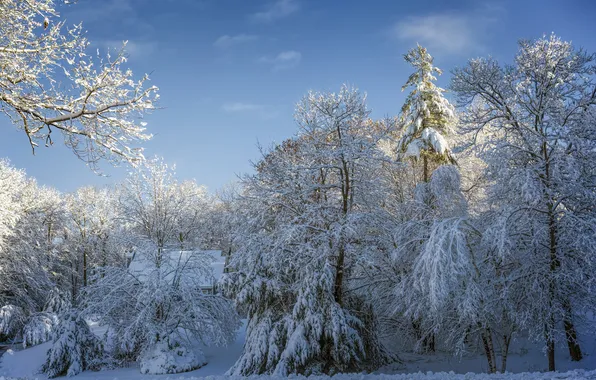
333 245 345 306
544 141 559 372
547 327 555 372
423 332 435 353
83 248 87 287
546 204 558 372
481 328 497 373
562 301 582 361
500 333 512 373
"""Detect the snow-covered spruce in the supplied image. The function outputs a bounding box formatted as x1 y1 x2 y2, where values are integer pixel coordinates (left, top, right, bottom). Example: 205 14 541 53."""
41 309 103 378
397 45 457 182
22 312 59 348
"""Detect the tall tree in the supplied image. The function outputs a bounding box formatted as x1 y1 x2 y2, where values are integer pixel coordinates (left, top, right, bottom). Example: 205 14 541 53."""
223 86 394 375
393 46 458 353
451 34 596 371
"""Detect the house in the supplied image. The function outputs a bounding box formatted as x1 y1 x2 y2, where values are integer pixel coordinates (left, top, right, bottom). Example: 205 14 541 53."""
127 249 226 294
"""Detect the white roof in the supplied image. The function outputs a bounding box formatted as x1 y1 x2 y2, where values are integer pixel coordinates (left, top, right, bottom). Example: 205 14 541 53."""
128 249 225 289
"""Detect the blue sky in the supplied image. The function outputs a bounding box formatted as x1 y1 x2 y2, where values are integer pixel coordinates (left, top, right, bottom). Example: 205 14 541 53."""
1 0 595 193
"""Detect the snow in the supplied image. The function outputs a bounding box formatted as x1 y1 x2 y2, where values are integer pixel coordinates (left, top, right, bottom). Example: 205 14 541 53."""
139 339 206 375
3 317 596 379
0 320 247 379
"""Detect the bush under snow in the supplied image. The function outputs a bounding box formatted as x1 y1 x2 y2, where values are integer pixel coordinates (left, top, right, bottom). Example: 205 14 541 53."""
40 310 103 378
22 312 59 348
139 336 207 375
0 305 25 341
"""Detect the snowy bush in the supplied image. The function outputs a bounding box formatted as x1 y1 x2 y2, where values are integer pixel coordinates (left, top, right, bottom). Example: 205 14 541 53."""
0 305 25 341
139 335 207 374
83 250 239 374
44 288 71 315
41 309 104 378
22 312 59 348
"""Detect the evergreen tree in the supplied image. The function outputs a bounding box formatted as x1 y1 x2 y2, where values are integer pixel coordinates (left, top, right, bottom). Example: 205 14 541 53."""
398 45 457 182
41 310 103 378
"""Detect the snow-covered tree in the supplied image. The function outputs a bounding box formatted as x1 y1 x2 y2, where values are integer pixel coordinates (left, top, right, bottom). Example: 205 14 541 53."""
64 186 126 301
451 34 596 371
398 45 457 182
41 309 103 378
0 160 27 254
384 46 460 355
0 0 158 168
119 159 209 252
82 161 239 374
223 86 395 376
0 164 68 316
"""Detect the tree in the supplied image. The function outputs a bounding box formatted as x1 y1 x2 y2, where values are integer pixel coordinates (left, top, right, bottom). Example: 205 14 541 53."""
0 160 27 255
0 163 68 317
64 186 126 301
451 34 596 371
223 86 394 375
398 45 457 182
392 46 458 353
0 0 158 168
83 160 239 374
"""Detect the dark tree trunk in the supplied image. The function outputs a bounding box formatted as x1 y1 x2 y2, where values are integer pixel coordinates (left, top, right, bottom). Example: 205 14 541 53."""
500 333 512 373
333 245 345 306
563 305 582 361
481 328 496 373
547 329 555 372
544 140 559 372
423 332 435 353
83 249 87 287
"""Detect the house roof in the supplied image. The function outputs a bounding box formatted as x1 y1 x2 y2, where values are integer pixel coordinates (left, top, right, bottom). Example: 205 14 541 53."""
128 249 225 289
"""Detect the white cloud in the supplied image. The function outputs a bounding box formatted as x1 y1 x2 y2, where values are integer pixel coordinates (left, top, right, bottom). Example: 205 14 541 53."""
250 0 299 23
258 50 302 71
221 103 279 119
392 6 503 57
213 34 258 49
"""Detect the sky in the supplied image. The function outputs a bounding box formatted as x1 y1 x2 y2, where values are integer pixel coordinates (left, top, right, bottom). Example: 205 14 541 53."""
1 0 596 194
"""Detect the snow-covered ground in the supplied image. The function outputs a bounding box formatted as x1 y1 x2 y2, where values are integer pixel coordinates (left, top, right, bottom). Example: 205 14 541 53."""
0 319 247 380
1 319 595 379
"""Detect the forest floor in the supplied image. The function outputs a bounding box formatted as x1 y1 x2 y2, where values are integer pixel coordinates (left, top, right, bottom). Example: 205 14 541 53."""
1 320 595 379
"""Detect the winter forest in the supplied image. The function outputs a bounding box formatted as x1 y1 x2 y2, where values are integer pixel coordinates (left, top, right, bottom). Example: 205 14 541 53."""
1 1 596 379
